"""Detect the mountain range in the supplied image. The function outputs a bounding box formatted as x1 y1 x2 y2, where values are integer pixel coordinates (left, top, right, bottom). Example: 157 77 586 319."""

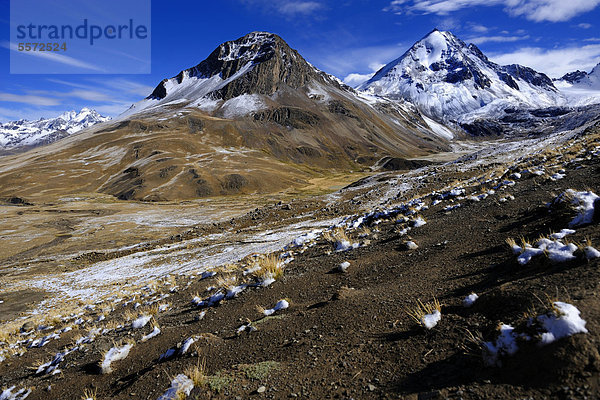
358 29 565 122
0 29 598 202
0 32 451 202
0 108 110 150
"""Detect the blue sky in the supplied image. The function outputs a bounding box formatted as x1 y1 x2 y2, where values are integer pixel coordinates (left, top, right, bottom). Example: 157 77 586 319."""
1 0 600 122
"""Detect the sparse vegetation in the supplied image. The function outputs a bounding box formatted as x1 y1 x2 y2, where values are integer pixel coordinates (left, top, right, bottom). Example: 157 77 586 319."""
238 361 280 380
207 371 234 393
81 388 97 400
406 298 442 329
256 253 284 280
185 358 207 387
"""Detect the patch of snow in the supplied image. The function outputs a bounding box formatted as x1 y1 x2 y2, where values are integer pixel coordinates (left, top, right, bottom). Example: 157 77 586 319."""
101 343 133 374
421 114 454 140
263 299 289 316
179 337 195 355
405 241 418 250
584 246 600 259
421 310 441 329
157 374 194 400
337 261 350 272
550 229 576 239
221 94 265 119
141 326 161 342
0 387 31 400
463 293 479 307
132 315 152 329
483 324 519 367
567 190 599 227
537 302 588 345
412 217 427 227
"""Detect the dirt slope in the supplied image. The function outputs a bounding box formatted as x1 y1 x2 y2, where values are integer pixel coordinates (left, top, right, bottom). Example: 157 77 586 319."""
1 130 599 399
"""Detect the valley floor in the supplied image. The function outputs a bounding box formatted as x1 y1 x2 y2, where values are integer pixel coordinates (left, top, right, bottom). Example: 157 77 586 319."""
1 126 600 399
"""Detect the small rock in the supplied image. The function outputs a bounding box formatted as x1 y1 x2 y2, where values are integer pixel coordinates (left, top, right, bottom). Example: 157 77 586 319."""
257 385 267 393
368 384 376 391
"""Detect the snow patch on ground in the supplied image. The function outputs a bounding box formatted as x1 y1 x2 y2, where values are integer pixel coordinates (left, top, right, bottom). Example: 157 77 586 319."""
157 374 194 400
421 310 441 329
101 343 133 374
538 302 588 345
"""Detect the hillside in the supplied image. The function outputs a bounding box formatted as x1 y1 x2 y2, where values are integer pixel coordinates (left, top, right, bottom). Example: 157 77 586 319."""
0 32 451 202
1 115 599 399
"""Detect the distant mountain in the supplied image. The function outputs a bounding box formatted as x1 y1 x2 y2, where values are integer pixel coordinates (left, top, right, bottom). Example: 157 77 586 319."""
0 108 110 149
550 63 600 107
0 32 450 202
358 29 564 121
557 63 600 88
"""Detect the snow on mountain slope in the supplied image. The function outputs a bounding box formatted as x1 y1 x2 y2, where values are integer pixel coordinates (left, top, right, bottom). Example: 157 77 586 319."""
555 63 600 106
120 32 341 119
358 29 565 122
0 108 110 149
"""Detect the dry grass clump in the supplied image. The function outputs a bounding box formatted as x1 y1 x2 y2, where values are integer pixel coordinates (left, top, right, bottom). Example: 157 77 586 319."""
185 357 208 387
215 275 237 290
0 321 21 344
256 254 284 280
323 226 351 244
358 226 371 237
81 388 97 400
406 298 441 325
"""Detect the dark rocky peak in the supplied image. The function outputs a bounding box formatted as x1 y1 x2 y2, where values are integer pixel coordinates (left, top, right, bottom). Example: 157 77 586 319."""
148 31 335 101
502 64 556 91
559 70 589 84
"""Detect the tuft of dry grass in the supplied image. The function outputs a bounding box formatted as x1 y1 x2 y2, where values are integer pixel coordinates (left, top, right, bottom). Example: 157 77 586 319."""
215 275 237 290
81 388 97 400
257 254 284 280
406 298 441 326
358 226 371 237
123 310 137 322
185 357 208 387
323 227 351 244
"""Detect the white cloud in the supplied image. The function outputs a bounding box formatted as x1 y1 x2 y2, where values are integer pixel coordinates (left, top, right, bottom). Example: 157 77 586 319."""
277 1 323 16
241 0 325 17
385 0 600 23
488 44 600 77
467 35 530 45
0 93 60 106
469 23 490 33
0 106 64 122
99 79 154 97
0 75 154 122
344 73 375 87
313 43 405 79
578 23 592 29
343 62 386 87
92 102 135 116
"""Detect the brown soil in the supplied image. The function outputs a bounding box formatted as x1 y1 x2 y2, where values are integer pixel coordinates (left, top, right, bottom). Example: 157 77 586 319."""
1 134 600 399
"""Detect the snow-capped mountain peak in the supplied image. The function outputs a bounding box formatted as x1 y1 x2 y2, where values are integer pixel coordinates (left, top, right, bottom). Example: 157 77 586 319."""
557 62 600 88
122 31 341 119
0 108 110 150
358 29 563 121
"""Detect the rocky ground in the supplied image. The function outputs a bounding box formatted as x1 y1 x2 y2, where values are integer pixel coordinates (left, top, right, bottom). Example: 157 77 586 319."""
1 124 600 400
